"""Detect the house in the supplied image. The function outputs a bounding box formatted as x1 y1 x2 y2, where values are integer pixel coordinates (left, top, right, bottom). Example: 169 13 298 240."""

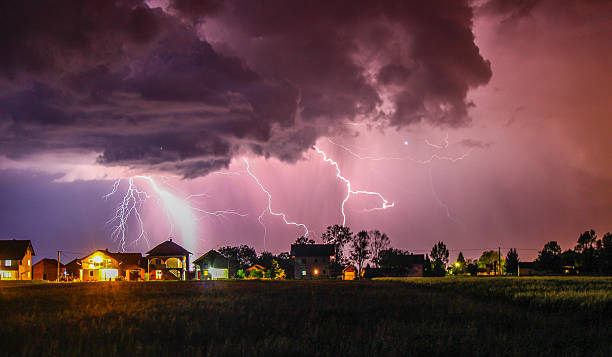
65 258 82 280
146 239 191 280
342 265 357 280
518 262 536 276
32 258 65 281
291 244 335 279
247 264 266 278
0 239 34 280
79 250 146 281
363 254 425 278
193 250 230 280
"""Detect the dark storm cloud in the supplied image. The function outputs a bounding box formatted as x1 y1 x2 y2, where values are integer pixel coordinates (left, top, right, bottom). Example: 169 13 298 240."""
0 0 492 177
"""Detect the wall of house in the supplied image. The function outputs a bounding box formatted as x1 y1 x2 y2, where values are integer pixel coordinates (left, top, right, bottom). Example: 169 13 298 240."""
0 248 33 280
293 256 331 279
33 261 65 281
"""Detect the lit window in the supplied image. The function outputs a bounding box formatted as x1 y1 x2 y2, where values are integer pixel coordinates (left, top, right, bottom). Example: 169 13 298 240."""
155 270 162 279
27 260 30 266
88 259 93 263
301 270 307 276
5 260 11 266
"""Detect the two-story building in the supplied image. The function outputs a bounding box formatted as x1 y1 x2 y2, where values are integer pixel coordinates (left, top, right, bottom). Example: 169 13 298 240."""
79 249 146 281
0 239 34 280
291 244 335 279
146 239 191 280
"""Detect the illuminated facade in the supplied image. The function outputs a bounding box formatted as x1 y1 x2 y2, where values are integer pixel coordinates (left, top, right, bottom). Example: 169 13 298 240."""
291 244 335 280
342 265 357 280
0 239 34 280
79 250 146 281
146 239 191 280
193 250 230 280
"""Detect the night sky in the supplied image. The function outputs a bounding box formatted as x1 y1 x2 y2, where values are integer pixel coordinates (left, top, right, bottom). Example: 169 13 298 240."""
1 0 610 263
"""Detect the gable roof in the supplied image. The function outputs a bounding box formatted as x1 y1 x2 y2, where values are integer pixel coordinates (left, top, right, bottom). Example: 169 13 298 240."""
33 258 65 268
247 264 265 271
0 239 34 259
107 252 144 267
291 244 335 257
193 250 228 267
146 239 191 256
343 265 357 273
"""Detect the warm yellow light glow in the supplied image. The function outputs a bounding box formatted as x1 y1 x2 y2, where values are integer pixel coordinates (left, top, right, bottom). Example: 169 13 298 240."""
208 268 227 279
92 255 103 264
455 262 460 267
101 269 118 280
155 270 162 279
89 264 95 269
314 269 319 275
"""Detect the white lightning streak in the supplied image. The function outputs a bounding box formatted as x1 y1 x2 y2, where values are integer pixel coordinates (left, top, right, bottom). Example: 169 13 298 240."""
243 158 309 249
425 132 449 149
104 175 247 252
312 146 394 226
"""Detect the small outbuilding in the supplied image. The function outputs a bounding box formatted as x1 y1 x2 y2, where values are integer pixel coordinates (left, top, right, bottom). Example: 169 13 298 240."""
193 250 230 280
342 265 357 280
32 258 65 281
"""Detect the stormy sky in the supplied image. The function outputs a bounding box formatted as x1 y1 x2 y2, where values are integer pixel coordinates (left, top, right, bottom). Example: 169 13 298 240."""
1 0 610 262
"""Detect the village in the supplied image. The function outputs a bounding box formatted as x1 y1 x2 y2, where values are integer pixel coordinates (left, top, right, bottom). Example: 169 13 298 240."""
5 225 602 284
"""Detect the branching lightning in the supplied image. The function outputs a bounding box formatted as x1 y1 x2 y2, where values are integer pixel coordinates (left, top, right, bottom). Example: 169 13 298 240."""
312 146 395 226
243 158 309 249
325 134 472 222
104 175 247 252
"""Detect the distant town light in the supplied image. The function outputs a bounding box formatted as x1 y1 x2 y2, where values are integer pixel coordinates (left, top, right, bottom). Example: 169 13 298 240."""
314 269 319 275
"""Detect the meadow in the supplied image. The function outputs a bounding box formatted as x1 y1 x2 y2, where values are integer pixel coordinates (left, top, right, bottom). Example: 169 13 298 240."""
0 277 610 356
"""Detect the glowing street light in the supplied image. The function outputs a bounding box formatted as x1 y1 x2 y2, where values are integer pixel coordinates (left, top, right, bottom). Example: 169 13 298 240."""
314 269 319 275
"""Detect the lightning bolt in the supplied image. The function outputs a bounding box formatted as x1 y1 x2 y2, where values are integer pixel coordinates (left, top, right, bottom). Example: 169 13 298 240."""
325 135 472 222
104 175 247 252
243 158 309 250
312 146 394 226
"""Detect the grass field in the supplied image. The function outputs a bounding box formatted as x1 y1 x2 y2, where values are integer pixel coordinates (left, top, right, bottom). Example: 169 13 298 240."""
1 277 610 356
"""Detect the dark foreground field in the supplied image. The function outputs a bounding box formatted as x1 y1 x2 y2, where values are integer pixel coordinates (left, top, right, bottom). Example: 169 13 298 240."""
1 278 611 357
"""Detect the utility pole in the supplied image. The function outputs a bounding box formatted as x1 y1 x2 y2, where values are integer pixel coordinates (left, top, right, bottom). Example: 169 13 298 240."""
57 250 61 282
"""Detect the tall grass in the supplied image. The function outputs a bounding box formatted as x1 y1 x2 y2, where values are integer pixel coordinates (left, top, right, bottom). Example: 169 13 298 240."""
0 279 610 356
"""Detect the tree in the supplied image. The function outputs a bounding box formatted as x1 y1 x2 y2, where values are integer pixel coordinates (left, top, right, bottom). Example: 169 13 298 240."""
295 235 315 244
275 252 294 279
478 250 504 275
466 262 478 276
576 230 599 273
369 230 390 267
219 244 258 276
452 251 467 275
321 224 353 263
270 259 286 279
430 241 449 277
599 232 612 276
350 230 371 275
423 254 432 276
504 248 519 276
257 251 275 269
536 241 562 272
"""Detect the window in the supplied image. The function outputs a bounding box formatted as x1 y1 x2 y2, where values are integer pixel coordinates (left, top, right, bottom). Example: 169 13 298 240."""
155 270 162 279
89 271 94 277
27 260 30 266
4 260 11 266
301 270 307 276
314 259 318 263
301 259 306 264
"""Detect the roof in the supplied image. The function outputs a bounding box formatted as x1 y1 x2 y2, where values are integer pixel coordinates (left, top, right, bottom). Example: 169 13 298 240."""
107 252 144 267
146 239 191 256
0 239 34 259
193 250 228 267
343 265 357 273
247 264 265 271
33 258 65 268
291 244 335 257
